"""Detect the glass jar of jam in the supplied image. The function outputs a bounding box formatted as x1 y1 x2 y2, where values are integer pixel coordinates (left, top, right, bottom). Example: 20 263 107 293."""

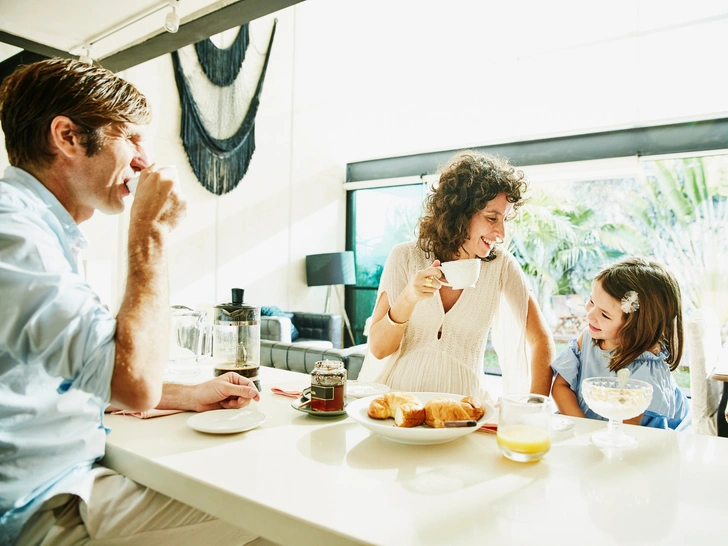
310 360 347 412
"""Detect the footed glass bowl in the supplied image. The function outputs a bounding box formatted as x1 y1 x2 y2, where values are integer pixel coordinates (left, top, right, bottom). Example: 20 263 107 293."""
582 377 653 449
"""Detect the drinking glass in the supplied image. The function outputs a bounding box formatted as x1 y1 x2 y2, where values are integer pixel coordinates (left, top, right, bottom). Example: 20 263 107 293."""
582 377 653 449
496 394 551 462
168 306 211 378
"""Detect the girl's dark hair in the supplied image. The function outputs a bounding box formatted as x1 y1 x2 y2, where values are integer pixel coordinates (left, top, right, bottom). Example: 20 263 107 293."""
418 150 528 262
0 57 151 169
595 257 683 371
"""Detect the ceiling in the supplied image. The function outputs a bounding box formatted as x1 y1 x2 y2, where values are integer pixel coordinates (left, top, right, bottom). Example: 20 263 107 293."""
0 0 302 77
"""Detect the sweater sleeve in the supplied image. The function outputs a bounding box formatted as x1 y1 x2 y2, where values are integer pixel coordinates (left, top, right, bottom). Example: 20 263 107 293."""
377 242 413 306
490 251 530 394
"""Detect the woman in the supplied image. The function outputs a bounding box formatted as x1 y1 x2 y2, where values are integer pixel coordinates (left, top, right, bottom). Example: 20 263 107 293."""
364 150 554 400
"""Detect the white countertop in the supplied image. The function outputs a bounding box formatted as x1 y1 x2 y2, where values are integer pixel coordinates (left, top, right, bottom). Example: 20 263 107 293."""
103 367 728 546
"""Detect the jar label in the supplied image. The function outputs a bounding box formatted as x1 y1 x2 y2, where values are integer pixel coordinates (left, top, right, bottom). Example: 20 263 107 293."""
311 385 335 400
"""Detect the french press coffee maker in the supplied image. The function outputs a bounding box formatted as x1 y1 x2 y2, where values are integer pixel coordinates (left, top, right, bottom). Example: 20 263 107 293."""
212 288 261 391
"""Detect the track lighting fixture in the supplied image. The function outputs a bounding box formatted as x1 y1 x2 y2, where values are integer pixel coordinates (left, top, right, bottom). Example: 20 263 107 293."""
164 0 181 33
69 1 183 59
78 45 93 64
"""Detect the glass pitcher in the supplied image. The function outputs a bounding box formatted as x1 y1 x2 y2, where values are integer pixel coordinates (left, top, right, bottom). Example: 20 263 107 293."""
168 305 212 378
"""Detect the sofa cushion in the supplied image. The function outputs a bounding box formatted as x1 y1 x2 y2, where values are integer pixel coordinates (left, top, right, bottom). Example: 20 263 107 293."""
261 306 299 340
261 316 292 343
291 340 334 349
291 313 342 349
343 346 367 381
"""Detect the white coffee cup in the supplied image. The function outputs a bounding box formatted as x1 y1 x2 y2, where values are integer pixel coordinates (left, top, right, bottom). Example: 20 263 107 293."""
126 166 177 195
126 175 140 195
438 259 481 289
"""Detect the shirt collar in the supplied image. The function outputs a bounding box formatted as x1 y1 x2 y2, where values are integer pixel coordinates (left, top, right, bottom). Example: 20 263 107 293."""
3 166 88 251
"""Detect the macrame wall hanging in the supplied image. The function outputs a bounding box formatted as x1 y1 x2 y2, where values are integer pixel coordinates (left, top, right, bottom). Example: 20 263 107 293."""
171 19 277 195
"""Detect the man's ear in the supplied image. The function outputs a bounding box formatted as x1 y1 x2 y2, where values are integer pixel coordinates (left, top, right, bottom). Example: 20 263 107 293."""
49 116 85 159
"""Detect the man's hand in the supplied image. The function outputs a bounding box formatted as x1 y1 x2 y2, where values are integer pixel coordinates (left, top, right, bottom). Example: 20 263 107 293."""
131 164 187 233
190 373 261 412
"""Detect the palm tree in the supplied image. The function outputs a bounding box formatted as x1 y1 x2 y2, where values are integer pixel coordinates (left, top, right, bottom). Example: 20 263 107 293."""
507 188 641 310
622 156 728 322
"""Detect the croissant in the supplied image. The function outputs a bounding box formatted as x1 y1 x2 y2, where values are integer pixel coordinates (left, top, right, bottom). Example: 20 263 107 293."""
394 402 426 428
424 396 486 428
368 392 425 427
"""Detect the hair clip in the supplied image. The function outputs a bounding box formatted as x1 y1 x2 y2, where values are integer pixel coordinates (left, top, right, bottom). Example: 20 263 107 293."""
621 290 640 314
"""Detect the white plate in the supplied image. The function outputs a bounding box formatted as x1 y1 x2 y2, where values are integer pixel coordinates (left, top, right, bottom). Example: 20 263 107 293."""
346 381 390 399
346 392 495 445
187 409 266 434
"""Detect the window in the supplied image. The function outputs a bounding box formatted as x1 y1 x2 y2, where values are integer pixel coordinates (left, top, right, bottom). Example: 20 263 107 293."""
345 152 728 389
526 152 728 391
345 183 427 343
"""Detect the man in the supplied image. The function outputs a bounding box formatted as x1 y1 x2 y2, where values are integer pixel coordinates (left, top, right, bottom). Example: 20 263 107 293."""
0 58 270 545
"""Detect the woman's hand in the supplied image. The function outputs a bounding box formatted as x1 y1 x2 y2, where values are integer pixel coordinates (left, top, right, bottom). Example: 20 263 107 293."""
368 260 444 359
399 260 444 305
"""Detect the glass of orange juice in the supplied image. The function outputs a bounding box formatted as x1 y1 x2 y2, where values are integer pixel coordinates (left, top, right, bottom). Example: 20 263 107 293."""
496 394 551 463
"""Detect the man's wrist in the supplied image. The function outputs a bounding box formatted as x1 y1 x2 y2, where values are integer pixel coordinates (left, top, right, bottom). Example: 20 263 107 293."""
158 382 194 411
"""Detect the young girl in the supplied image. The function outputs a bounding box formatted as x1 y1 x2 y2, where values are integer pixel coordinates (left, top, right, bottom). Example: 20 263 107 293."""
551 257 689 429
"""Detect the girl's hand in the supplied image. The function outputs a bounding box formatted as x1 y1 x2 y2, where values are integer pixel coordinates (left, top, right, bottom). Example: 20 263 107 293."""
402 260 444 304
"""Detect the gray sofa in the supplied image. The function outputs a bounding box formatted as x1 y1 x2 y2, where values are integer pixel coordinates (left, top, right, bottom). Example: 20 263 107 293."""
260 312 366 380
261 311 343 348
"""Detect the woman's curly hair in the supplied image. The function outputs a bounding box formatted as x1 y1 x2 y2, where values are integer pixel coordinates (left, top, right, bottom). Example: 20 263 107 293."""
418 150 528 262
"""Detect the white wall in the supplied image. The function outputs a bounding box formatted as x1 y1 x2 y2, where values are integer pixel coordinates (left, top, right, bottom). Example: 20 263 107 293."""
2 0 728 316
118 12 302 316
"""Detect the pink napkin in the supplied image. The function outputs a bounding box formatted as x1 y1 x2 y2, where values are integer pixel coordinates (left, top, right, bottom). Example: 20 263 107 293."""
111 409 185 419
270 387 303 398
477 423 498 434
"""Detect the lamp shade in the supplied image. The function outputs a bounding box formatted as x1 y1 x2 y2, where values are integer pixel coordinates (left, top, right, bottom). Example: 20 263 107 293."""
306 251 356 286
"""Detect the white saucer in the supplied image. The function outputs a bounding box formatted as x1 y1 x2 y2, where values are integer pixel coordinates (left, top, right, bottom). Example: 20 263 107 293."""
187 409 266 434
346 381 390 399
552 415 575 432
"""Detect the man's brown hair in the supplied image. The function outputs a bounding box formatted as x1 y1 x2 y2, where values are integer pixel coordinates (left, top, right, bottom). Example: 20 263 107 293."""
595 257 684 372
418 150 528 262
0 57 151 169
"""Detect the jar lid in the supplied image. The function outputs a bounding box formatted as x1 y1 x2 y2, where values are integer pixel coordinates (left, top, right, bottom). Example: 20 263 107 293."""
214 288 258 313
314 360 344 370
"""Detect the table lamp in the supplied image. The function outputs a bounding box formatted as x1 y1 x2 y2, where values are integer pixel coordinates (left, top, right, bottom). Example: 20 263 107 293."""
305 251 356 346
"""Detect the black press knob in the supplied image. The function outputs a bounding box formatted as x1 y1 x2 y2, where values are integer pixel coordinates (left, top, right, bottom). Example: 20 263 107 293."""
231 288 244 305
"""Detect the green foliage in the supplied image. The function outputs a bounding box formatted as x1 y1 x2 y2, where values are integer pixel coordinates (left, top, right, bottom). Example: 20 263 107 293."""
353 184 425 288
672 367 691 389
506 156 728 326
629 157 728 318
506 188 640 309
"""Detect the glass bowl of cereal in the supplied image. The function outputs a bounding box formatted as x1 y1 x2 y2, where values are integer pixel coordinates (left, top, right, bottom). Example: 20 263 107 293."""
582 377 653 449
